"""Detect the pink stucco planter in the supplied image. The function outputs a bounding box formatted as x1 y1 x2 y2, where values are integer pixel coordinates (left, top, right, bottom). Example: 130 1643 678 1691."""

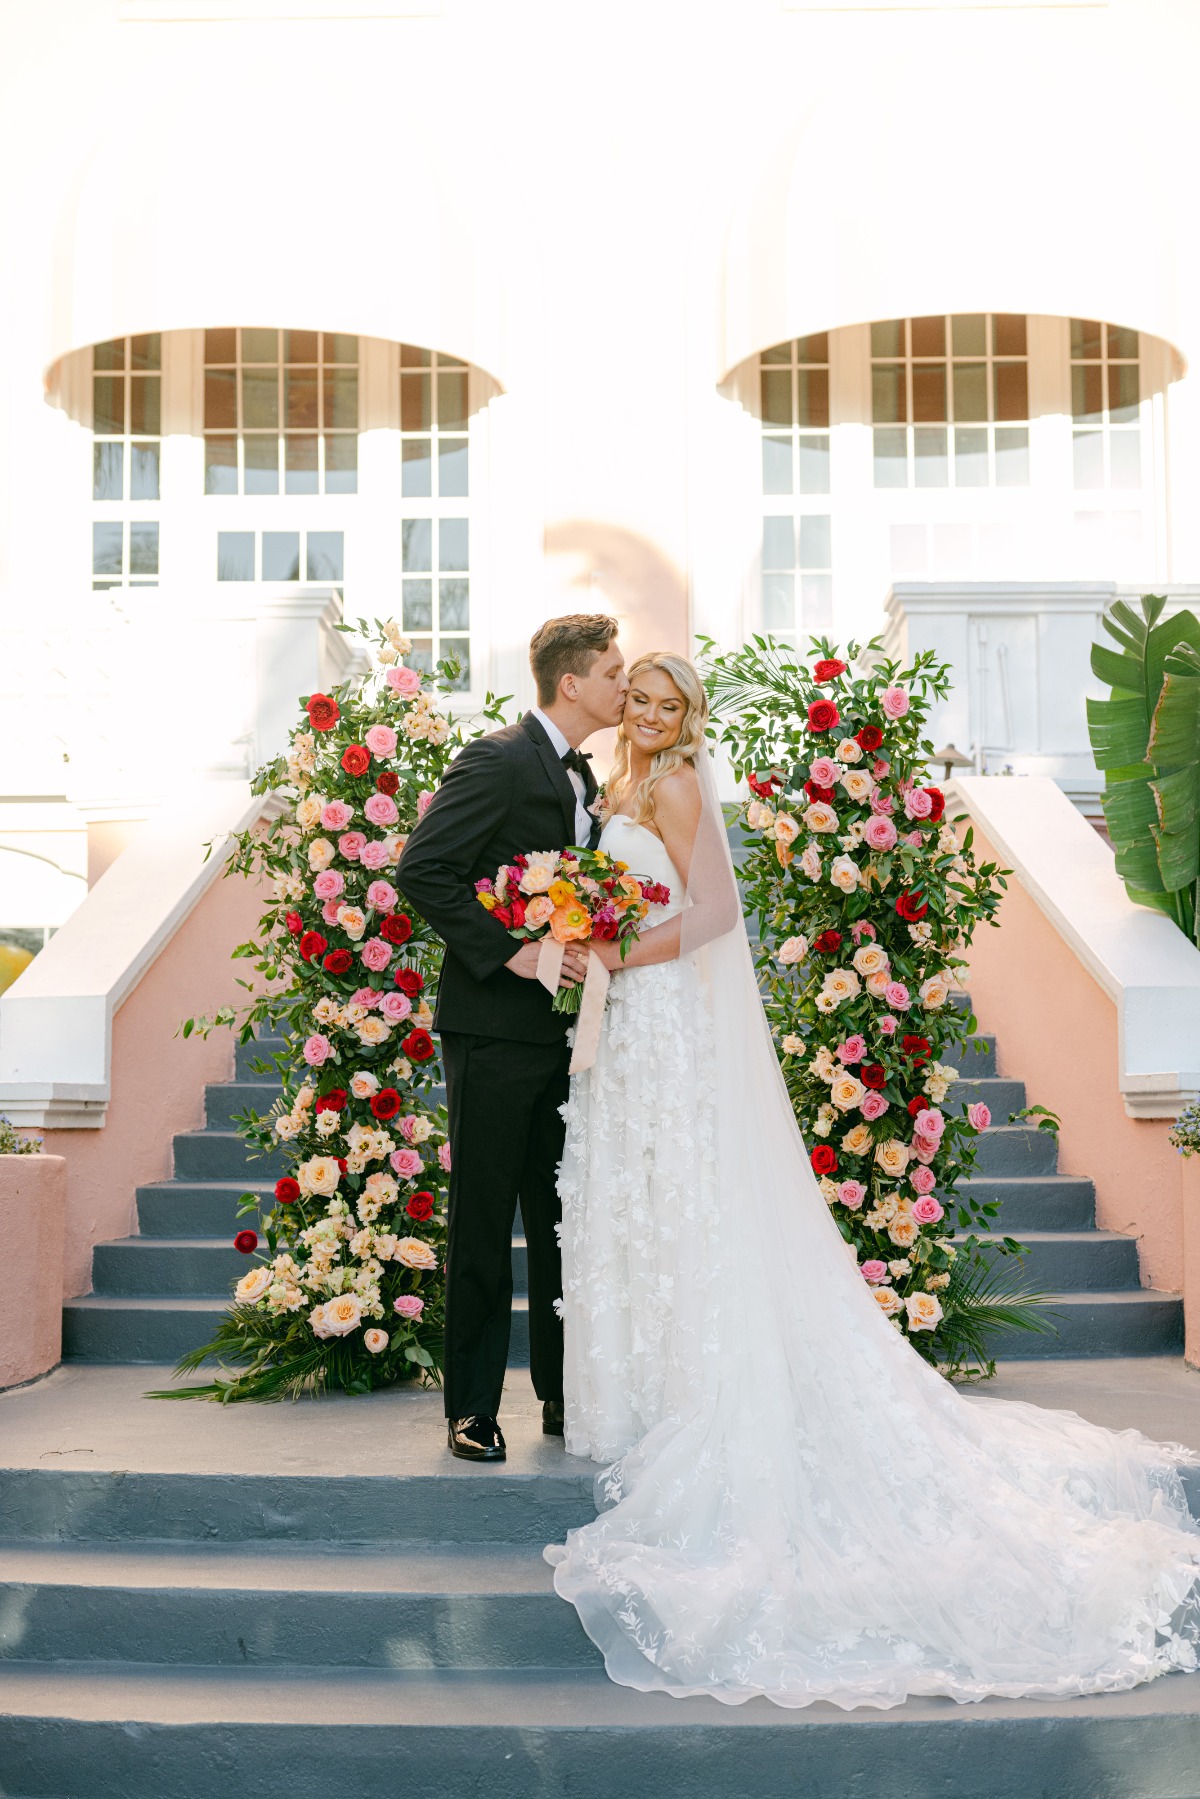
0 1154 66 1388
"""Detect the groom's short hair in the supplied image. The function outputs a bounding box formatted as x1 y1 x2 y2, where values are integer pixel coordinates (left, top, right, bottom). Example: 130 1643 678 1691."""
529 613 619 706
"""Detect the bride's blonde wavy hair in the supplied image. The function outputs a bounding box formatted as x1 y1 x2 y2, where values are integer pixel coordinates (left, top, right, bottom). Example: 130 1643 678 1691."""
607 651 708 828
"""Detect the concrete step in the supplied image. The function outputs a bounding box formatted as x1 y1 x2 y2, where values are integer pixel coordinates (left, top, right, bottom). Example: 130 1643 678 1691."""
233 1036 288 1080
91 1235 530 1300
970 1125 1057 1176
203 1082 281 1130
941 1033 997 1077
956 1176 1095 1232
946 1076 1025 1115
172 1132 290 1184
975 1230 1140 1293
984 1289 1183 1359
2 1661 1200 1799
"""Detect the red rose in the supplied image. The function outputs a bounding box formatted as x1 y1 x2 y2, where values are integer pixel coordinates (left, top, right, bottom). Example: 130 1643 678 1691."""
315 1088 347 1113
336 1158 347 1175
492 904 514 929
855 725 883 752
234 1229 258 1254
341 744 370 777
371 1087 402 1120
285 911 303 936
907 1095 930 1116
403 1028 435 1063
323 948 353 975
591 913 619 941
406 1189 435 1222
804 780 836 804
924 786 945 823
376 771 400 795
813 658 847 683
274 1177 300 1205
901 1034 931 1061
807 699 840 734
811 1144 838 1176
748 771 780 798
813 930 843 954
861 1064 887 1090
895 889 929 923
381 912 413 946
306 693 340 732
395 968 424 997
509 896 527 928
299 930 328 963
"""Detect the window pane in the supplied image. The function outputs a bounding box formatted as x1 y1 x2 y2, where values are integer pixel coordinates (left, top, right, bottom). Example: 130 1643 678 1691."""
871 363 906 424
285 329 318 363
797 434 830 494
402 437 432 496
871 319 904 358
992 314 1027 357
407 637 434 675
403 579 433 630
93 441 123 501
242 369 278 430
800 573 833 631
952 362 987 422
437 369 468 432
93 375 124 436
442 640 471 692
284 434 318 495
1108 362 1140 422
1072 429 1104 488
323 368 358 430
1070 318 1103 360
285 369 319 429
993 361 1028 422
796 332 828 364
130 441 160 500
130 332 161 370
401 373 432 432
910 315 945 358
217 531 255 581
440 354 466 369
912 363 946 423
760 341 791 364
954 426 988 487
762 572 795 630
129 522 159 576
760 369 792 428
438 437 469 496
873 425 908 486
204 327 236 363
914 426 948 486
402 517 433 571
439 577 470 630
325 332 358 364
400 343 431 367
307 531 344 582
205 435 238 495
1071 363 1104 423
129 374 160 435
1109 430 1142 489
1107 323 1138 361
94 338 124 371
439 516 469 570
762 516 794 570
92 521 123 576
245 435 280 495
262 531 301 581
798 514 831 569
242 328 278 362
204 368 237 430
762 435 793 495
994 426 1030 487
796 367 829 428
951 313 986 356
324 433 358 494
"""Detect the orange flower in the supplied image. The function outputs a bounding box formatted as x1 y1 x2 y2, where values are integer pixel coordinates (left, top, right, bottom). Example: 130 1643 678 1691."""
548 878 578 908
549 903 591 942
524 894 555 929
776 842 794 869
617 875 643 901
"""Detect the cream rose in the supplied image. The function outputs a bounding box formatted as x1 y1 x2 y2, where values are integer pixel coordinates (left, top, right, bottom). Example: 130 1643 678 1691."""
337 904 367 941
274 1114 302 1140
840 768 874 803
803 802 839 835
919 975 950 1009
799 843 823 882
235 1267 272 1304
851 943 889 979
842 1123 873 1155
518 858 557 895
350 1071 380 1100
905 1291 944 1331
887 1214 919 1249
774 812 801 845
778 935 808 967
829 1072 866 1113
298 1155 342 1197
307 837 335 871
808 1046 837 1080
865 969 892 998
295 795 322 831
364 1327 389 1354
395 1237 438 1270
355 1016 391 1047
821 967 861 1005
873 1287 903 1317
781 1034 805 1054
835 738 863 765
875 1138 911 1178
829 854 859 894
309 1303 333 1339
322 1294 363 1336
746 800 775 832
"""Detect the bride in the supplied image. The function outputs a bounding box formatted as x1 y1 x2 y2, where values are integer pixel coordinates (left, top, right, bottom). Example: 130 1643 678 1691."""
547 649 1200 1711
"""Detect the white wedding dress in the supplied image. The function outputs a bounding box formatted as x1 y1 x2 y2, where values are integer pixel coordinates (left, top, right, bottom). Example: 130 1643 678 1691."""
547 778 1200 1712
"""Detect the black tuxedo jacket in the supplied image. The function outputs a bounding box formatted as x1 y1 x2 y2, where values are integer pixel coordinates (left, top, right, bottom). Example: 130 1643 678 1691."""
397 712 600 1044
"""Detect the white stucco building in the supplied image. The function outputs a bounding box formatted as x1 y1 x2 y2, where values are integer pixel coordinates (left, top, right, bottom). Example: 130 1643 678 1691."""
2 0 1199 953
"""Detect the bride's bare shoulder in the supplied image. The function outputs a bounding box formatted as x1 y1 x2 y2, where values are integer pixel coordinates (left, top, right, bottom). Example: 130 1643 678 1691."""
652 762 702 826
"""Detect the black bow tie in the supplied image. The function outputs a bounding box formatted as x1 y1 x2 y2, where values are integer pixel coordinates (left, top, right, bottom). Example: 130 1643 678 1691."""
560 747 592 778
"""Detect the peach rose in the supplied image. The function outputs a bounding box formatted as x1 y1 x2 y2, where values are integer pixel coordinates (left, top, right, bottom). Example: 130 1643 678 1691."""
835 738 863 765
865 969 892 998
322 1294 363 1336
905 1291 943 1331
355 1016 392 1047
841 768 874 802
873 1287 904 1316
364 1328 389 1354
395 1237 438 1270
235 1267 272 1304
307 838 335 871
874 1138 911 1177
524 894 556 929
746 799 775 832
778 935 808 966
830 1072 866 1113
774 813 801 845
919 975 950 1009
852 943 889 979
802 803 838 835
519 860 557 895
822 967 861 1004
829 854 859 894
842 1123 873 1155
887 1213 919 1249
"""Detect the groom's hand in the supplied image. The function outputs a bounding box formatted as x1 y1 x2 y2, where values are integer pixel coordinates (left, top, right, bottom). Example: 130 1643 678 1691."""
505 942 589 987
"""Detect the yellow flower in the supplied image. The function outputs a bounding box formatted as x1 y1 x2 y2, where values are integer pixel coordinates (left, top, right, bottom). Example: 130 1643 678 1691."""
548 878 578 908
477 892 497 911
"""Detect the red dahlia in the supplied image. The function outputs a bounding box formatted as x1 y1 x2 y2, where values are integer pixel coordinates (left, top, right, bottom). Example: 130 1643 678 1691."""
855 725 883 752
376 771 400 795
813 930 843 953
274 1178 300 1205
341 744 370 777
371 1087 402 1120
306 693 340 732
813 658 848 683
406 1190 435 1222
299 930 328 963
807 699 840 734
810 1145 838 1176
394 968 424 997
233 1229 258 1254
895 889 929 923
861 1064 887 1090
381 912 413 946
402 1028 435 1062
315 1088 347 1113
323 948 353 974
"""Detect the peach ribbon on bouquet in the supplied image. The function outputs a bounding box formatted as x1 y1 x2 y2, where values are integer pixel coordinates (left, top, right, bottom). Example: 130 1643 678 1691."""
536 939 611 1074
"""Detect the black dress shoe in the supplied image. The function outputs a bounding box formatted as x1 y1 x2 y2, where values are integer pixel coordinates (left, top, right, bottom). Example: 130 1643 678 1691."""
447 1415 506 1461
542 1399 565 1437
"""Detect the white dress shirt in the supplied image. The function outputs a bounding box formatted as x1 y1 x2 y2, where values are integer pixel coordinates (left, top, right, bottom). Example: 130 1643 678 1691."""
531 706 594 844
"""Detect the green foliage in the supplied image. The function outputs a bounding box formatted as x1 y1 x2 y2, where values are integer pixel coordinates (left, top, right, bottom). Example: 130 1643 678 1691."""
0 1116 43 1155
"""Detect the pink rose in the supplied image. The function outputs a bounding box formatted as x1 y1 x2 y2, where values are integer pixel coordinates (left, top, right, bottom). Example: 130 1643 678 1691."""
303 1033 331 1066
914 1106 945 1140
850 920 876 944
910 1165 937 1194
837 1180 867 1210
903 830 923 848
861 1091 889 1121
366 880 398 912
321 801 354 833
351 987 379 1008
365 724 398 758
873 759 890 778
869 791 895 816
338 831 366 861
313 870 344 901
386 666 422 697
364 792 398 828
913 1137 939 1165
322 899 342 926
380 991 412 1024
394 1293 425 1319
912 1194 944 1224
438 1141 452 1172
881 686 909 720
884 982 910 1010
809 756 840 787
398 1115 420 1144
361 839 391 870
863 815 897 852
417 790 434 818
879 1015 898 1036
837 1034 866 1064
360 937 393 972
903 787 933 821
390 1147 423 1178
861 1260 888 1284
967 1102 992 1132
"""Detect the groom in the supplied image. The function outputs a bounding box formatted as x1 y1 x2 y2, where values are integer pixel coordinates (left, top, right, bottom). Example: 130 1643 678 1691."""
398 614 629 1462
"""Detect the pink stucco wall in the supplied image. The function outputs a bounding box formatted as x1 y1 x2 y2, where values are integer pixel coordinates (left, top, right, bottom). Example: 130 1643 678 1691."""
42 863 268 1298
0 1153 66 1387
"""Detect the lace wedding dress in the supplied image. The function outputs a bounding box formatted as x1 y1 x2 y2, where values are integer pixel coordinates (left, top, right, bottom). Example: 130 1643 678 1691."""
547 773 1200 1712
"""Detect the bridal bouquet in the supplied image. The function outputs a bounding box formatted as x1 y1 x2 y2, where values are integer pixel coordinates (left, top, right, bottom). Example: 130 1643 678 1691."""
475 849 670 1014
